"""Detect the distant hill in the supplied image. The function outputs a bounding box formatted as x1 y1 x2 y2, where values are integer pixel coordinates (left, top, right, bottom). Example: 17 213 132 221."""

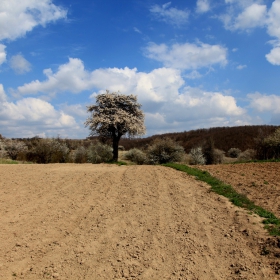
119 125 279 153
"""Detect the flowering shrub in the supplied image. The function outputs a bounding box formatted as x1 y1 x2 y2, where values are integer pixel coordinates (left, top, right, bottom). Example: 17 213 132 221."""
73 146 88 163
0 139 7 158
124 148 146 164
146 138 185 164
26 138 69 163
87 142 113 163
189 147 206 165
3 140 28 160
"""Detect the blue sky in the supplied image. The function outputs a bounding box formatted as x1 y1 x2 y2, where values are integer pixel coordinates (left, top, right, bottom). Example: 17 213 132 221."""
1 0 280 138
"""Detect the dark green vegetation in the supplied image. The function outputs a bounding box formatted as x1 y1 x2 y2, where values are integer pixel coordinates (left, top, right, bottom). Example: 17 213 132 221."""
164 163 280 236
1 125 280 164
119 125 279 154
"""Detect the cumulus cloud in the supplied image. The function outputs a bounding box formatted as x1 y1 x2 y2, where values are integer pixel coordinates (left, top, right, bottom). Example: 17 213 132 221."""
234 3 267 29
248 92 280 113
144 42 227 70
0 0 67 41
0 84 7 102
149 2 190 26
16 58 185 107
0 95 79 138
266 0 280 39
220 2 267 30
17 58 93 95
10 57 250 136
0 44 6 65
265 0 280 64
265 47 280 65
9 54 31 74
219 0 280 66
196 0 211 13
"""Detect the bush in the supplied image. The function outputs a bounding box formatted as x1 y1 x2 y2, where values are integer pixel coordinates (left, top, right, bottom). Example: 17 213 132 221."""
0 139 7 158
26 138 69 163
124 148 146 164
202 138 215 165
213 149 225 164
189 147 206 165
4 140 28 160
146 138 185 164
227 148 242 158
87 142 113 163
261 128 280 159
73 146 88 163
237 149 256 162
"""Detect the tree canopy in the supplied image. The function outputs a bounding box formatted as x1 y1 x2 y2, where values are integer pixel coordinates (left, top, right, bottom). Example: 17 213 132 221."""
85 90 146 161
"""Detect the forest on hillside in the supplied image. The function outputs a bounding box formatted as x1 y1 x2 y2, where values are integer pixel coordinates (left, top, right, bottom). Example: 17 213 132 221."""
118 125 279 153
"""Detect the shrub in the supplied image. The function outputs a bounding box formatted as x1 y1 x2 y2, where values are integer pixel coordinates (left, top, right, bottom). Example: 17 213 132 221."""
87 142 113 163
26 138 69 163
213 149 225 164
124 148 146 164
73 146 88 163
146 138 185 164
261 128 280 159
202 138 215 164
0 139 7 158
237 149 256 162
4 140 28 160
189 147 206 165
227 148 242 158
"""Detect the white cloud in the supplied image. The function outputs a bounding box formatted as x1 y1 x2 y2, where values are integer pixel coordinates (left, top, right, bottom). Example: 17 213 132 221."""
17 58 93 95
265 47 280 65
236 64 247 69
144 42 227 70
220 2 267 30
0 0 67 41
9 54 31 74
248 92 280 113
185 70 202 79
150 2 190 26
0 93 80 138
0 84 7 102
16 58 185 107
267 0 280 39
196 0 211 14
10 57 250 136
0 44 6 65
234 3 267 29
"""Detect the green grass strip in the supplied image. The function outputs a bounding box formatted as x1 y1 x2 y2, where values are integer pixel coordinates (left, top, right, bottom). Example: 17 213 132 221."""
163 163 280 236
0 158 19 164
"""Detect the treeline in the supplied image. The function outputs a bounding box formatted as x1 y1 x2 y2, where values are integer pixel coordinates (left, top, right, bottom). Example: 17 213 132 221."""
1 125 280 163
118 125 279 153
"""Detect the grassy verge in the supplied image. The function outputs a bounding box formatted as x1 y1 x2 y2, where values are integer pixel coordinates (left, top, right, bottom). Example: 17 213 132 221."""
163 163 280 236
0 158 19 164
0 158 33 164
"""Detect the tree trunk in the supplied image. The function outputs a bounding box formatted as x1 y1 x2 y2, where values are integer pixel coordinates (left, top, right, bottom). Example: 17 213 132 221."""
112 135 121 162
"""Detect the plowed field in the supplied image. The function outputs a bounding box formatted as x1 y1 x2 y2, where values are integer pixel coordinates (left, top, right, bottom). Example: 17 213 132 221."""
197 162 280 219
0 164 279 279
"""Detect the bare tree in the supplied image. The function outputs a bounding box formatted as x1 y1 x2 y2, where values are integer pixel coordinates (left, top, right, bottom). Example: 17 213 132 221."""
85 90 146 161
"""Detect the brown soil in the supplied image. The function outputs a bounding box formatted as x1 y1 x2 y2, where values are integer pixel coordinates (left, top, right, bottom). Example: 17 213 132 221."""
197 162 280 219
0 164 280 279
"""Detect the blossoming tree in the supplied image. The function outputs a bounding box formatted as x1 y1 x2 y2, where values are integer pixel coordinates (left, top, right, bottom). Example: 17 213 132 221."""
85 90 146 161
